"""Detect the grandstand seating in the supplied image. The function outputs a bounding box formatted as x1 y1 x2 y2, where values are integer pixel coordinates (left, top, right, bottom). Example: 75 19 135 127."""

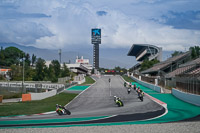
142 52 190 75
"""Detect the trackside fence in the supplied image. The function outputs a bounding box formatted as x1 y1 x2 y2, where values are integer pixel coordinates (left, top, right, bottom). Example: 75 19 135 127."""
176 74 200 95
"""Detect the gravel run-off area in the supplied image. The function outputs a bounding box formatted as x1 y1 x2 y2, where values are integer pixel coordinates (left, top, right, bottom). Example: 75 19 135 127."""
1 121 200 133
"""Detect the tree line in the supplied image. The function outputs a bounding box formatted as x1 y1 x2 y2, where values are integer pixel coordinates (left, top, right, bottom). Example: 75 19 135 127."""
0 46 71 82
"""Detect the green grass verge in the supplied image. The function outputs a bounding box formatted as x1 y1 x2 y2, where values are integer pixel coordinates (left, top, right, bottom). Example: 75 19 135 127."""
122 75 135 82
0 93 77 116
79 76 95 85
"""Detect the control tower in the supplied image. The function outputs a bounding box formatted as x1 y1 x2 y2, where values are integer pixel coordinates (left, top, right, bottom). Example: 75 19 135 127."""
91 29 101 69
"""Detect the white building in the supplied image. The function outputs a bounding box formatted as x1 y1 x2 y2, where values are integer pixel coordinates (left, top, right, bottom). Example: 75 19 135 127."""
45 56 92 75
75 56 93 74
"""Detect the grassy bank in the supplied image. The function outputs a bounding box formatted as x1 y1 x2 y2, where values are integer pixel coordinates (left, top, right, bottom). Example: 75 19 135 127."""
79 76 95 85
0 93 77 116
122 75 135 82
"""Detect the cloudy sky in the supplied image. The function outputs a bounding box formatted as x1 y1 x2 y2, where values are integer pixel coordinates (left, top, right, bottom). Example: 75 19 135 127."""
0 0 200 51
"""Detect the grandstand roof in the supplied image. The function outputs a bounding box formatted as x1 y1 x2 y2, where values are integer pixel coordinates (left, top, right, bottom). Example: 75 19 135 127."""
141 52 190 74
127 44 162 62
165 57 200 78
180 57 200 67
128 44 149 56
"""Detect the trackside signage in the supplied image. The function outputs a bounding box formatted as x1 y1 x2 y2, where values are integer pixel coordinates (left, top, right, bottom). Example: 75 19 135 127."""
91 29 101 44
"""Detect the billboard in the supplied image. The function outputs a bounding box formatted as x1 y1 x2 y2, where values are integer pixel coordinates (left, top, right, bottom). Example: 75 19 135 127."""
91 29 101 44
76 59 89 64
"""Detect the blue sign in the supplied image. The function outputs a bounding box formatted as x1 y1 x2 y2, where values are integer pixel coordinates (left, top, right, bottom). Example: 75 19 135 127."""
91 28 101 44
92 29 101 36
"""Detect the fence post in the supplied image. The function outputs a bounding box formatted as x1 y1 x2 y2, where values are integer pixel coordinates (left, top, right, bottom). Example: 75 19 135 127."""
155 79 158 86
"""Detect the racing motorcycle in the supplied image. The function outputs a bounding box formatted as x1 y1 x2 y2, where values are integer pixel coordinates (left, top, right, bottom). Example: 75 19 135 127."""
114 96 124 107
56 104 71 115
138 92 144 102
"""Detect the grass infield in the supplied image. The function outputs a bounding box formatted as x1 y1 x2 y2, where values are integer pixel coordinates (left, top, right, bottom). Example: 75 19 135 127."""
79 76 95 85
0 93 77 117
122 75 135 82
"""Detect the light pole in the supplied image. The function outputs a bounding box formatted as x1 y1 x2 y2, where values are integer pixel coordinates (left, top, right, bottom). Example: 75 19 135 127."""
22 56 25 93
58 49 61 64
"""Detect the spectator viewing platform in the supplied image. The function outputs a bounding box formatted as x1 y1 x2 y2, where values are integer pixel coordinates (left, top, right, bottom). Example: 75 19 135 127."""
165 57 200 79
141 52 190 76
127 44 162 62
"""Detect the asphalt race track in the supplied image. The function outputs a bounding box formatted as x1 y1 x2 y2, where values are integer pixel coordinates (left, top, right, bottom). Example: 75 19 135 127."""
66 75 163 117
0 75 164 128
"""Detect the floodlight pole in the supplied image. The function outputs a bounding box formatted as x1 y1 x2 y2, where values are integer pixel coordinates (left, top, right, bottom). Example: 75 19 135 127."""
22 57 25 93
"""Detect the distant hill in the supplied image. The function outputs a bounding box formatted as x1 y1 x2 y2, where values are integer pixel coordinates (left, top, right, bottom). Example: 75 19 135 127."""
0 43 133 68
0 43 174 68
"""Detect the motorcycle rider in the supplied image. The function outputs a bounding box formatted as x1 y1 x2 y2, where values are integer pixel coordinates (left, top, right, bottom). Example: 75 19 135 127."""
133 84 137 90
129 82 132 88
138 90 144 101
136 87 141 96
56 104 65 114
127 87 131 94
114 96 123 107
124 82 127 87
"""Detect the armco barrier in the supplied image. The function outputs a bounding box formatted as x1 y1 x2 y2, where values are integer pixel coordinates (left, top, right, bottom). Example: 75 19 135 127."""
30 90 57 100
131 76 161 93
172 88 200 106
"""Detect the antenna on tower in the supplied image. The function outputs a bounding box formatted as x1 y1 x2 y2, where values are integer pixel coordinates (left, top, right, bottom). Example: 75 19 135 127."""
58 49 61 64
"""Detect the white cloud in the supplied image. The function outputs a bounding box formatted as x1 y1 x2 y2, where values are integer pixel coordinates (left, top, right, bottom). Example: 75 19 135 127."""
0 0 200 51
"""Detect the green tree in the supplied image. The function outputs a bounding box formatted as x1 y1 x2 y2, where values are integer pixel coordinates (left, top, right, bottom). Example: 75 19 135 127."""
195 46 200 58
0 47 5 66
48 64 57 82
24 65 36 81
190 46 200 59
25 53 31 66
140 59 160 72
31 54 36 66
171 51 183 57
10 65 22 81
61 63 70 77
33 58 46 81
4 47 24 66
51 60 61 78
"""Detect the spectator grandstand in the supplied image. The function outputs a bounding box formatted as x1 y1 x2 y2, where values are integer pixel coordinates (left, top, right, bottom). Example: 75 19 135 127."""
141 52 190 76
128 44 200 95
175 58 200 95
166 57 200 79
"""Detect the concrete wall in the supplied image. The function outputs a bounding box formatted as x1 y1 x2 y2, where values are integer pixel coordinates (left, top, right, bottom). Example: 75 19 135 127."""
131 76 161 93
30 90 57 100
0 82 64 89
172 88 200 106
73 74 85 84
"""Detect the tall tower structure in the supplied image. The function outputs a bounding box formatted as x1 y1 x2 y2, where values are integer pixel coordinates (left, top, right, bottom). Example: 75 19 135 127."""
91 29 101 69
58 49 61 64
